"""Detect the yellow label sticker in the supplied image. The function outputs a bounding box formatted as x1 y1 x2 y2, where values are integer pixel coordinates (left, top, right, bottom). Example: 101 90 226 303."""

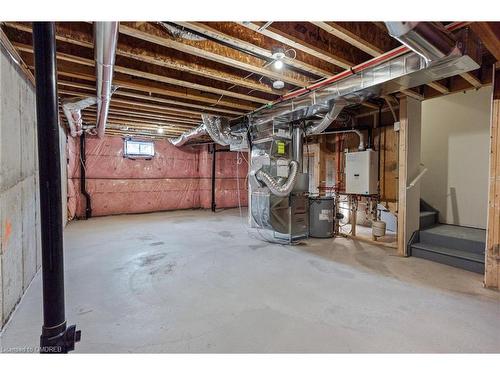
277 141 285 155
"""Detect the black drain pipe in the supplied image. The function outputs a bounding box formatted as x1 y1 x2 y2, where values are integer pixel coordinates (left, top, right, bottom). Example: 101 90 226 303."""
80 133 92 219
33 22 80 353
211 144 217 212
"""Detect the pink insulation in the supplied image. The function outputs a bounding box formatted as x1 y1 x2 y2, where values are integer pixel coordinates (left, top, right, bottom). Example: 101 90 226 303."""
67 135 248 220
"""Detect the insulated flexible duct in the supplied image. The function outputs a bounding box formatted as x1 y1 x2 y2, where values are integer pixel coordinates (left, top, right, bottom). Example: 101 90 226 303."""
256 160 299 197
168 124 206 146
62 96 98 137
202 114 244 146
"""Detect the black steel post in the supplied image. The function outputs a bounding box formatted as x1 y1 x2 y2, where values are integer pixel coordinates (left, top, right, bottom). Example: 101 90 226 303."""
33 22 80 354
80 133 92 219
211 144 217 212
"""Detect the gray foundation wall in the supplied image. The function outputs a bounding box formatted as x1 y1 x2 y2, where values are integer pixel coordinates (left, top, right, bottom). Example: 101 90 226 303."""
0 47 41 328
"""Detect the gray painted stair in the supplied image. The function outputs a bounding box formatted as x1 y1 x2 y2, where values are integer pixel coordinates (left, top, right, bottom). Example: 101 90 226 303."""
419 210 438 230
410 224 486 274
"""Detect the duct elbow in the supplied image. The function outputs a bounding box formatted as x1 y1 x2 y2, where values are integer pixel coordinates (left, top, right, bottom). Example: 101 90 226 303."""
256 160 299 197
306 100 347 135
202 114 244 146
354 130 365 151
385 22 459 63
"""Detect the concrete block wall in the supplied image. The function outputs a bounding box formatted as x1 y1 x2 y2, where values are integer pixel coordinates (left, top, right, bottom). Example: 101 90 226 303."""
0 47 41 328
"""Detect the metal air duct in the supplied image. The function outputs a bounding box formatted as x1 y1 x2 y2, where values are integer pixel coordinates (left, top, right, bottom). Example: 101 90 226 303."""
202 114 244 146
169 22 479 146
385 22 459 63
168 123 206 147
94 22 119 138
62 96 98 137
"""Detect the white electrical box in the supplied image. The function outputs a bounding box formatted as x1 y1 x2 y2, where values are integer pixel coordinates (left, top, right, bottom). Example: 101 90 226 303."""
345 150 378 195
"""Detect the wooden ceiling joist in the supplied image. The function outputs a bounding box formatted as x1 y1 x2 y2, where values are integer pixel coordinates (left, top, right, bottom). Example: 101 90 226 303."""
4 22 280 95
119 23 310 88
310 22 450 95
470 22 500 62
56 71 256 111
311 22 384 57
59 89 206 119
238 22 353 70
77 106 201 125
174 22 332 78
58 80 244 116
15 43 272 105
82 114 196 130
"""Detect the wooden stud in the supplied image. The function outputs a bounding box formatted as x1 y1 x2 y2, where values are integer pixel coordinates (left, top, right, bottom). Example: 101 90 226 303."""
485 65 500 289
397 96 408 256
0 28 35 85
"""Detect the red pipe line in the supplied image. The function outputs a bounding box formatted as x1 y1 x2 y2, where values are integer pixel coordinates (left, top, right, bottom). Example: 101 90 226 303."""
276 22 469 104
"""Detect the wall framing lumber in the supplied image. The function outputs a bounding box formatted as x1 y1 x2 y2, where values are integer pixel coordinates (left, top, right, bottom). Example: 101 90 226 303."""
397 96 422 256
485 65 500 289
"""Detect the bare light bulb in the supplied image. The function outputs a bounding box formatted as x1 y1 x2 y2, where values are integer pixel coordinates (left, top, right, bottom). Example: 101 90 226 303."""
157 127 164 134
273 59 284 70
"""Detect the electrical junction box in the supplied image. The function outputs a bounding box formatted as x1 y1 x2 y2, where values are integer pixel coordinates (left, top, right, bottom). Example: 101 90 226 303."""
345 149 378 195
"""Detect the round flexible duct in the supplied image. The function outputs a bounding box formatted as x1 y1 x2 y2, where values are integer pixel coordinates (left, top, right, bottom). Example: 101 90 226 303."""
168 124 206 147
256 160 299 197
202 114 244 146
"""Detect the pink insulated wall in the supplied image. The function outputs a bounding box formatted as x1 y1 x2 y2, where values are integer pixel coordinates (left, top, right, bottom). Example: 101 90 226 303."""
66 135 248 220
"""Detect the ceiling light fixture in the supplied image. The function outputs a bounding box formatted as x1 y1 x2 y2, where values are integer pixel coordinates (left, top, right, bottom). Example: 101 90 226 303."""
271 46 285 70
272 80 285 90
273 59 284 70
157 127 164 134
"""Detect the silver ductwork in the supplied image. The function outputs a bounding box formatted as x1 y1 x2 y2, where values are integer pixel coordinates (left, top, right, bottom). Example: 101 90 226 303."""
168 124 206 146
168 23 479 147
256 160 299 197
62 96 98 137
305 99 347 135
94 22 119 138
385 22 459 64
202 114 244 146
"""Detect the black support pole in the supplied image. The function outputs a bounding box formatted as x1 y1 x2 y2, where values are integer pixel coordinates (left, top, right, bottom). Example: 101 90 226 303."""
33 22 80 354
80 133 92 219
211 144 217 212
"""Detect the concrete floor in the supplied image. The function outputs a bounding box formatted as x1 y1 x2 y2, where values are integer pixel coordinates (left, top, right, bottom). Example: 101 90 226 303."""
1 208 499 353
